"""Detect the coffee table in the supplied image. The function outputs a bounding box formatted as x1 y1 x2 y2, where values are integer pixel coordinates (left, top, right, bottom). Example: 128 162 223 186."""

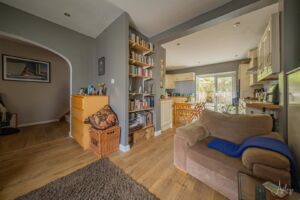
238 172 300 200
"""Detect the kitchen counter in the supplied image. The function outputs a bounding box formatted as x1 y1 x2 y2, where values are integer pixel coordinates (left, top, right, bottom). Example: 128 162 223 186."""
245 101 280 110
165 96 195 103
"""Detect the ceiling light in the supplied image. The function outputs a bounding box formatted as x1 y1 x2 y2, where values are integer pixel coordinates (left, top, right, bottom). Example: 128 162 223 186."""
176 43 181 46
233 22 240 28
64 12 71 17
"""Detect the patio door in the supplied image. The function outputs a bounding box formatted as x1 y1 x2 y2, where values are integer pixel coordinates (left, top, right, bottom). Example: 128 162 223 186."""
196 72 236 112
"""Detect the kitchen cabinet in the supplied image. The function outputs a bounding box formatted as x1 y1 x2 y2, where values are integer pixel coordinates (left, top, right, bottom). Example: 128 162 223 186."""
165 75 176 89
249 73 262 87
165 73 195 89
257 13 280 81
239 64 253 99
161 99 173 131
173 73 195 81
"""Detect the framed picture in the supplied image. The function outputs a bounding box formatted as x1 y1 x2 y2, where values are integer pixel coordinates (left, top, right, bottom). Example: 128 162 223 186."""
2 54 51 83
98 56 105 76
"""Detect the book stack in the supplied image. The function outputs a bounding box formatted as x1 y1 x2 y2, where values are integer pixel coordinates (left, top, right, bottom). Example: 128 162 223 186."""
129 98 154 111
130 51 154 66
129 111 153 129
145 96 154 107
130 65 152 77
129 31 154 51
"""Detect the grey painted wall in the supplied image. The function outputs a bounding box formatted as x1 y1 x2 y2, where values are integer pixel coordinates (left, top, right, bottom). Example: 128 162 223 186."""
278 0 300 145
152 45 166 131
94 13 129 146
167 60 241 75
0 38 70 125
0 3 96 93
280 0 300 73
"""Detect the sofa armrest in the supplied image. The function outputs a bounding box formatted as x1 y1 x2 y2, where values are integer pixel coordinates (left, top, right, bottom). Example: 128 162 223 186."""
242 147 290 171
253 164 291 186
176 121 208 146
174 121 208 171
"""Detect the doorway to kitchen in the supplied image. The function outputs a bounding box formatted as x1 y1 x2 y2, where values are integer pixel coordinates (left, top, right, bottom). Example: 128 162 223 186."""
196 72 236 113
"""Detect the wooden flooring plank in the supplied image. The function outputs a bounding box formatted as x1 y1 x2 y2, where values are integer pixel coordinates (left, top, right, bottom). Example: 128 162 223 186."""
0 127 227 200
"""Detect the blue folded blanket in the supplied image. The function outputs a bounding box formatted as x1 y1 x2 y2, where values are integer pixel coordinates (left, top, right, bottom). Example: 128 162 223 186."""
208 136 299 191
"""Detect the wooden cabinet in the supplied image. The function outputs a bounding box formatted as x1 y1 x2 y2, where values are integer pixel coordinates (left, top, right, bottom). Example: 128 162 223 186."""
71 95 108 150
165 73 195 89
165 75 176 89
249 73 262 87
173 73 195 81
161 99 173 131
239 64 252 99
257 13 280 81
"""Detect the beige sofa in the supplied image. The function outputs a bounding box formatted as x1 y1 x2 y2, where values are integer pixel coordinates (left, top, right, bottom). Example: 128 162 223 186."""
174 110 291 200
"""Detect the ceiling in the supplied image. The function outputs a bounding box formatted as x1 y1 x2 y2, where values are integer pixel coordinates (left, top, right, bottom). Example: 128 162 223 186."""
0 0 124 38
107 0 231 37
163 4 279 70
0 0 231 38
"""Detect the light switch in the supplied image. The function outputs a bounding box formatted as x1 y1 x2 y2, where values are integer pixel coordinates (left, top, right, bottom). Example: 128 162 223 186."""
111 78 115 84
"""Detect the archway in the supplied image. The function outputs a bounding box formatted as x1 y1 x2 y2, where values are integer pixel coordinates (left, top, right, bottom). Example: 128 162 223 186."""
0 32 73 153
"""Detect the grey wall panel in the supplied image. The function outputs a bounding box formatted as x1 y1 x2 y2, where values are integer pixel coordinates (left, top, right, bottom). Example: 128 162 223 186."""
94 13 129 146
0 38 70 125
0 3 96 93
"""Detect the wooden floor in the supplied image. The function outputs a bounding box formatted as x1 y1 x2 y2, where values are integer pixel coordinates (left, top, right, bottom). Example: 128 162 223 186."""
0 121 69 154
0 127 227 200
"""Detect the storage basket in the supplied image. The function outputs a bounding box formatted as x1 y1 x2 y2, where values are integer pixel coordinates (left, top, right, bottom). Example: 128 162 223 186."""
89 125 120 158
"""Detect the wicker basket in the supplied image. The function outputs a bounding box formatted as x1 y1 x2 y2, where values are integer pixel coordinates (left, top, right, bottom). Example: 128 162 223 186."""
89 125 120 158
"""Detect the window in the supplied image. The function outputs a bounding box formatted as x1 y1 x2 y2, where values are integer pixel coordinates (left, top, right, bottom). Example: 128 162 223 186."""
196 72 236 113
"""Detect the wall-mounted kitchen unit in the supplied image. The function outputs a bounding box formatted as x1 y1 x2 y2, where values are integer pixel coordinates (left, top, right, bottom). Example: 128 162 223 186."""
257 12 280 81
165 72 195 89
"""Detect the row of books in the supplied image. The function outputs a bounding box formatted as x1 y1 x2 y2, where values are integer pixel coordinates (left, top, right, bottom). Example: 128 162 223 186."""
130 51 154 66
129 98 154 111
130 65 152 77
129 31 154 51
129 112 153 129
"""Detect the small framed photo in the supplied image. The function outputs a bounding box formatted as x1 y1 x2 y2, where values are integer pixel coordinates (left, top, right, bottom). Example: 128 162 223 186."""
98 56 105 76
2 54 51 83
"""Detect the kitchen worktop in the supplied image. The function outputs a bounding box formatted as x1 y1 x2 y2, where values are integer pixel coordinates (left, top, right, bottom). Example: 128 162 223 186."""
245 101 280 110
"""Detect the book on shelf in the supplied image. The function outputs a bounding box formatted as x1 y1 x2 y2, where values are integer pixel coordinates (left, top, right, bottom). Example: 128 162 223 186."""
129 31 154 52
130 65 152 77
129 112 153 129
130 51 154 66
129 98 154 111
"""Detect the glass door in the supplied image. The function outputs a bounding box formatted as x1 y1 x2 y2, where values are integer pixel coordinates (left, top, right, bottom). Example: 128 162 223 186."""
196 72 236 113
216 76 233 112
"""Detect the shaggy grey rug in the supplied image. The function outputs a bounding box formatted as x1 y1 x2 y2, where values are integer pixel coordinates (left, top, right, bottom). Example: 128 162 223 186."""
17 158 159 200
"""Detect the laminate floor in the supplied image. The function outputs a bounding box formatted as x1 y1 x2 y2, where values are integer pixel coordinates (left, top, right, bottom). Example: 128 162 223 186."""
0 121 69 154
0 127 227 200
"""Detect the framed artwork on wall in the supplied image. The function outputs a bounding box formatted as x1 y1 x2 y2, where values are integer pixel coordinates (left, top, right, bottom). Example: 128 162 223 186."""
2 54 51 83
98 56 105 76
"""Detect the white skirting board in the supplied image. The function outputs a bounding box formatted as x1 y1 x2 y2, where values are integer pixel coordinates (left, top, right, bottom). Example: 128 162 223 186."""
119 144 130 152
18 119 59 127
155 130 162 137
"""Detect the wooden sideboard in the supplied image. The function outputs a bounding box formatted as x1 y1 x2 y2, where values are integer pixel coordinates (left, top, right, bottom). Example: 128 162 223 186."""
71 95 108 150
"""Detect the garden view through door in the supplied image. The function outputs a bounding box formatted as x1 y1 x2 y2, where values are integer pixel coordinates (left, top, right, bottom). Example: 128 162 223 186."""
196 72 235 112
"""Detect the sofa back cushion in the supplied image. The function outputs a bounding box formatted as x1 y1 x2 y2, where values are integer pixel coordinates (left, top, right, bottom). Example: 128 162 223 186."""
199 109 272 144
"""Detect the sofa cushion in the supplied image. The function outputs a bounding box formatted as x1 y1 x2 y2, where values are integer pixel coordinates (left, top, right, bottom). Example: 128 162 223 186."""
186 136 250 200
187 136 250 182
199 109 273 144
